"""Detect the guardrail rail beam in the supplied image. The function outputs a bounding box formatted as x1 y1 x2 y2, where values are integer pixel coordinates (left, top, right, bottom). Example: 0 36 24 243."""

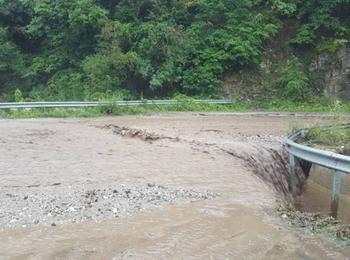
0 99 234 110
287 127 350 219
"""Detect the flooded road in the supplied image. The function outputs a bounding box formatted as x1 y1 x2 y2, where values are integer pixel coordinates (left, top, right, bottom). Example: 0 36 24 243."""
0 112 349 259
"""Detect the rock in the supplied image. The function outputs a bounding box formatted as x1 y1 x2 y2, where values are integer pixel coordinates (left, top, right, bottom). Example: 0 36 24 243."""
0 183 216 227
67 207 75 212
310 46 350 99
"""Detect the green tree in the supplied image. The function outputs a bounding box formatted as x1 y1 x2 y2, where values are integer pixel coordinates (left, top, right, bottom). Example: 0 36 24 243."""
180 0 277 95
272 57 310 102
23 0 108 78
0 27 24 100
0 0 349 101
291 0 350 46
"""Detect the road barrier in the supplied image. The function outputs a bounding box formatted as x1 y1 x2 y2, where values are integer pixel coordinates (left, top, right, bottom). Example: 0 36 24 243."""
286 126 350 218
0 100 233 109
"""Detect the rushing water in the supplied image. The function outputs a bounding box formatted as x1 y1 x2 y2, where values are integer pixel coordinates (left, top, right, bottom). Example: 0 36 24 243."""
1 114 350 259
1 201 350 259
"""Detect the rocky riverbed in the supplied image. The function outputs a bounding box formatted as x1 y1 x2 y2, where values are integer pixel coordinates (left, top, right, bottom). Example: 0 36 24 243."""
1 183 216 227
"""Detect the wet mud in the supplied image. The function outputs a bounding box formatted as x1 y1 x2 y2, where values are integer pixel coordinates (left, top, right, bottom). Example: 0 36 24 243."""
103 123 305 201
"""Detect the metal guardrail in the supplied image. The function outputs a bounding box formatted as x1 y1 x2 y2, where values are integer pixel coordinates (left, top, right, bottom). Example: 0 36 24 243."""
286 127 350 218
0 99 233 109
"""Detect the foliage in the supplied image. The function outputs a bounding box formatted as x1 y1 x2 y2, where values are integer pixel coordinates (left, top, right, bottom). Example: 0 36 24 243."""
291 0 350 46
45 70 86 101
306 125 350 146
268 0 296 16
0 26 25 100
14 88 24 102
82 51 139 96
271 57 310 102
0 0 349 101
316 39 349 53
180 0 278 95
24 0 108 60
133 21 185 94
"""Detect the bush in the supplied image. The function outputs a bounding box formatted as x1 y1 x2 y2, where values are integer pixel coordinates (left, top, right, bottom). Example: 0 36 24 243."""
82 50 139 96
306 126 350 146
272 57 310 102
14 89 24 102
45 71 86 101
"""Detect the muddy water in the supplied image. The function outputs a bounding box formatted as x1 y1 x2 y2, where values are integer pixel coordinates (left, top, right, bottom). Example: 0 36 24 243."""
1 113 350 259
295 165 350 224
1 200 348 259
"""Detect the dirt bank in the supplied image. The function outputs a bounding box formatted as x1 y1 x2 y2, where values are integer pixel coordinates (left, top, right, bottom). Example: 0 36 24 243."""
0 112 349 259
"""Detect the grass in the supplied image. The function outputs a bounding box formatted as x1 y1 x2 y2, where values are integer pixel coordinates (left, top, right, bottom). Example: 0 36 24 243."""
0 107 103 119
287 117 350 154
301 124 350 155
0 101 250 119
0 98 350 119
259 98 350 113
306 125 350 146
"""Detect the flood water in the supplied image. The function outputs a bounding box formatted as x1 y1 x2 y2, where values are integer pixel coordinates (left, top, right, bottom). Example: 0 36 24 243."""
295 165 350 224
1 200 349 259
1 113 350 259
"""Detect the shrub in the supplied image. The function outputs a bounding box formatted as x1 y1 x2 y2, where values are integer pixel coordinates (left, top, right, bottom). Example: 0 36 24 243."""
14 88 24 102
272 57 310 102
45 71 86 101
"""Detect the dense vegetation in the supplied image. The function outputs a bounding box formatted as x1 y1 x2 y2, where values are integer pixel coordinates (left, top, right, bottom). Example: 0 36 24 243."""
0 0 349 102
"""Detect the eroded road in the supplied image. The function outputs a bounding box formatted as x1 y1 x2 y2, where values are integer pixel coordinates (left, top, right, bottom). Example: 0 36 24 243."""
0 112 349 259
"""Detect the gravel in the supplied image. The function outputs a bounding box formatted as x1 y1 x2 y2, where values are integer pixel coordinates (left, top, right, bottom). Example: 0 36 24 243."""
0 183 217 227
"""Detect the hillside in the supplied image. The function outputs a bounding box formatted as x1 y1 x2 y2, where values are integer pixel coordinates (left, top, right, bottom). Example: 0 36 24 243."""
0 0 349 103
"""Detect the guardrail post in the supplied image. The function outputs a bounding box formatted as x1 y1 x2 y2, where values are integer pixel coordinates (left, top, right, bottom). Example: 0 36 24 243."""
288 154 298 196
330 170 345 218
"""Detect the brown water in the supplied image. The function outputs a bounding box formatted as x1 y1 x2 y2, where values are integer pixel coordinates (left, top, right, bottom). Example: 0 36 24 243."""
2 200 348 259
295 165 350 224
1 113 349 259
0 201 345 259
